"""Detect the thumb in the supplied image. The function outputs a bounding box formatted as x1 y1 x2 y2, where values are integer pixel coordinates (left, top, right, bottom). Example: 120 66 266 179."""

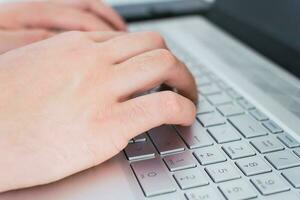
0 29 55 54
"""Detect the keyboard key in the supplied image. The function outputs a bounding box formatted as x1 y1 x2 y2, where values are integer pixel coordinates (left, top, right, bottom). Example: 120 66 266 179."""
219 179 257 200
217 80 231 90
208 124 241 144
251 173 290 195
194 146 227 165
229 115 268 138
195 76 211 86
197 112 226 127
148 193 183 200
277 134 300 148
227 89 242 99
208 73 220 81
131 158 176 197
197 99 214 114
262 121 283 134
185 187 224 200
236 156 272 176
198 84 221 95
205 162 241 183
222 141 256 159
265 150 300 170
250 137 285 153
174 168 209 190
237 99 255 110
249 109 268 121
206 93 232 106
263 192 300 200
164 151 197 171
149 125 185 155
175 122 213 149
217 104 244 117
282 167 300 188
124 141 156 161
133 133 147 142
293 148 300 157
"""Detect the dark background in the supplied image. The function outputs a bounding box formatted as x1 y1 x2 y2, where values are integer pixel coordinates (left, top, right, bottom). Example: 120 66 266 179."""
206 0 300 78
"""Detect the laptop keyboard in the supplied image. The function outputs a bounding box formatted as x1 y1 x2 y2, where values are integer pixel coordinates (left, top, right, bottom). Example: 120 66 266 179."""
124 29 300 200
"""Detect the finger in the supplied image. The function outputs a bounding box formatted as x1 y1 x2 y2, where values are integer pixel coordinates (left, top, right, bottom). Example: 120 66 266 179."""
109 91 196 142
20 2 114 31
85 31 126 42
89 1 127 31
0 29 54 53
112 49 198 103
100 31 167 63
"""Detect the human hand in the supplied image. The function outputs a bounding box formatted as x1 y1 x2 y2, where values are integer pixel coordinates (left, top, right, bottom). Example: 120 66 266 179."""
0 31 197 192
0 29 54 54
49 0 127 30
0 0 126 32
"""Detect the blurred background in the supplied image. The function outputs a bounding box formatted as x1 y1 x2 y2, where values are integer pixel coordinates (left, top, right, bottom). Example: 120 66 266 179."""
0 0 298 77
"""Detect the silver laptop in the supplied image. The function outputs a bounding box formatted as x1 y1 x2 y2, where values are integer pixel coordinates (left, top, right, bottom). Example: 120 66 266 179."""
2 2 300 200
105 0 214 20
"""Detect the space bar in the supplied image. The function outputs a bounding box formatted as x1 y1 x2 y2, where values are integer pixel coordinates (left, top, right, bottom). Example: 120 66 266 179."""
131 158 176 197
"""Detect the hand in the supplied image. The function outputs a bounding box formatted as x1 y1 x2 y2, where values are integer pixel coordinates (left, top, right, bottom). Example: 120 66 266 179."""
0 31 197 192
0 29 54 54
0 0 126 32
49 0 127 30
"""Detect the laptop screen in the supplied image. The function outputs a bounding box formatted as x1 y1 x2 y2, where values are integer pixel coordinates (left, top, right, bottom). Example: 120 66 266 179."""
207 0 300 78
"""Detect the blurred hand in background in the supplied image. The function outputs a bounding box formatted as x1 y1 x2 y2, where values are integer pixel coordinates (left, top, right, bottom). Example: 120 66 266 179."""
0 0 126 53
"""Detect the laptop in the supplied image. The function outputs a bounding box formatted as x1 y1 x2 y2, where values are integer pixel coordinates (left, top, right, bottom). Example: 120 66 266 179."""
105 0 215 21
2 0 300 200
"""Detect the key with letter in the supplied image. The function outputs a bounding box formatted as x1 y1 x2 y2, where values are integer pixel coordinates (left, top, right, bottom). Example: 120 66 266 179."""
251 173 290 195
194 146 227 165
277 133 300 148
197 112 226 127
164 151 197 171
205 162 241 183
250 137 284 153
174 168 209 190
265 150 300 170
208 124 241 144
175 122 213 149
219 179 257 200
227 89 242 99
222 141 256 159
262 120 283 134
185 187 224 200
198 84 221 95
197 99 214 114
124 141 156 161
149 125 185 155
237 99 255 110
217 103 244 117
131 158 176 197
229 115 268 138
206 92 232 106
249 109 268 121
236 156 272 176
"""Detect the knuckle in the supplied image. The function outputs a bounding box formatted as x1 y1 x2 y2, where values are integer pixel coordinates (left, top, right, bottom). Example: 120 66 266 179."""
160 91 182 115
145 31 165 46
155 49 178 70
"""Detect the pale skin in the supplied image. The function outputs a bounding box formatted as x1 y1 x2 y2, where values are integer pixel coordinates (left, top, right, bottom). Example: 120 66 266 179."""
0 31 197 192
0 0 127 54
